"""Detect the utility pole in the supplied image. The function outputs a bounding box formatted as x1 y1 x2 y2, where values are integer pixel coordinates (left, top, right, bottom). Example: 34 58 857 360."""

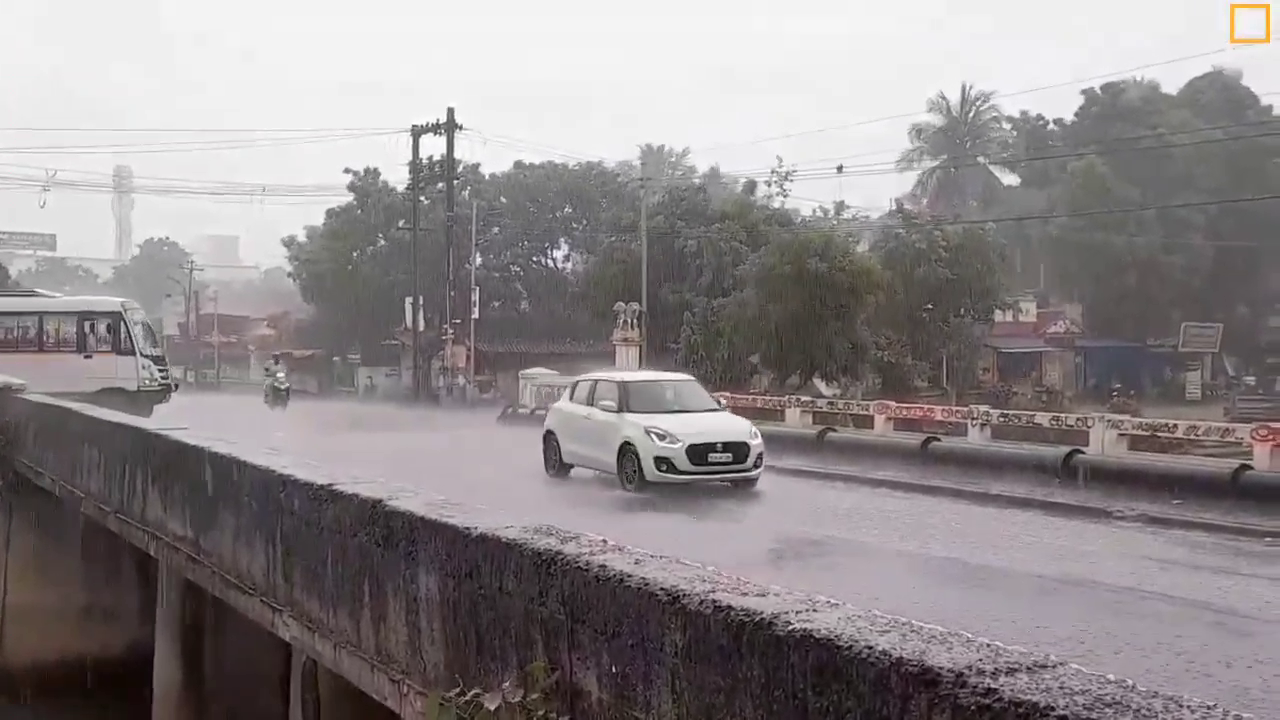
639 177 648 367
409 125 424 401
443 106 458 398
211 290 221 388
468 201 478 395
179 259 201 340
407 109 462 402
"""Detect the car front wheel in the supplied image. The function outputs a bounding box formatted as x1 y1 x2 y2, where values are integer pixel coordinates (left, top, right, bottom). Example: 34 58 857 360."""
617 445 648 493
542 433 572 478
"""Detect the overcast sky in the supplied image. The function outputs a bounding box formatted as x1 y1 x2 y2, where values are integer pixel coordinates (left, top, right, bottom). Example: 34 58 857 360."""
1 0 1276 267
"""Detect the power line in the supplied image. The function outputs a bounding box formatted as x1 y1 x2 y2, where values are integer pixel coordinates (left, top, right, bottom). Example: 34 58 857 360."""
722 108 1280 176
725 123 1280 183
0 161 359 194
460 129 608 163
0 126 400 134
473 192 1280 247
0 130 403 156
694 45 1266 153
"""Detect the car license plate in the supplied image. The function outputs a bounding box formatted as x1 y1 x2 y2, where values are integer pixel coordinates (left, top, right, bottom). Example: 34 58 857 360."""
707 452 734 463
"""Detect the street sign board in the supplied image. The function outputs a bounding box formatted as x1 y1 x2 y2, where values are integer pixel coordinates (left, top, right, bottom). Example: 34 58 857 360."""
0 231 57 252
1177 322 1224 353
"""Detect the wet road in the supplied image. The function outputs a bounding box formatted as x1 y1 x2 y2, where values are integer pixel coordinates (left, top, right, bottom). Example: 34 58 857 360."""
148 395 1278 716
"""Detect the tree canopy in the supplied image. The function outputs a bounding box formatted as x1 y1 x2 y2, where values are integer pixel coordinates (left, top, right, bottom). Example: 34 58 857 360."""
281 67 1280 394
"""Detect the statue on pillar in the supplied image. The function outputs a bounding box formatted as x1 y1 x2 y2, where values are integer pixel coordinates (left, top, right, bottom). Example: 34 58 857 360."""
611 301 643 342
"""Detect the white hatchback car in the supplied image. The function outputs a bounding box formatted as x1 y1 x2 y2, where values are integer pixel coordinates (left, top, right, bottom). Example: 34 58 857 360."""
541 370 765 492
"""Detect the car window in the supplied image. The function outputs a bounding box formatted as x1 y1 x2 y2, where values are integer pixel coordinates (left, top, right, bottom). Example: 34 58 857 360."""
625 379 722 413
592 381 619 408
569 380 594 405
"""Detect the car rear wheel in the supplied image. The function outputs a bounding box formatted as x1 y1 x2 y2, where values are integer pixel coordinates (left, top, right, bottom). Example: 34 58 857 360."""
617 445 648 493
542 433 572 478
728 478 759 490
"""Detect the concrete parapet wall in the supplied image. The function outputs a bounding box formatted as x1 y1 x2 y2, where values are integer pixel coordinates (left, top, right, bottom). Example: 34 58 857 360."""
0 393 1244 719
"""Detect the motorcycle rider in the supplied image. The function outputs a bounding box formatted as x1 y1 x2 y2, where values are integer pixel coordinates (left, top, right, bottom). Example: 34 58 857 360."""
263 353 286 400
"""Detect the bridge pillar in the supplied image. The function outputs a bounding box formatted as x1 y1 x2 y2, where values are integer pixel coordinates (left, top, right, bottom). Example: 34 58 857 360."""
151 560 201 720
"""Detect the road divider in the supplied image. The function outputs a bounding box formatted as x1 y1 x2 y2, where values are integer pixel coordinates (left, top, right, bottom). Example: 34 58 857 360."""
715 392 1280 470
757 422 1280 508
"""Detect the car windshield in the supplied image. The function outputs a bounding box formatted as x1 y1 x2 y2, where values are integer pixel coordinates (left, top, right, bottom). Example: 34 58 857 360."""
625 379 722 414
124 307 162 357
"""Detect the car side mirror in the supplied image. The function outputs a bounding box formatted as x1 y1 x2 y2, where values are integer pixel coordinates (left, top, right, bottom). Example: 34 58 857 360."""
716 396 728 408
596 399 618 413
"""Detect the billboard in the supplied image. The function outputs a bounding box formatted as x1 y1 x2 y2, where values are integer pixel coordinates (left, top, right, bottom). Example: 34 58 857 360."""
0 231 57 252
1177 322 1225 353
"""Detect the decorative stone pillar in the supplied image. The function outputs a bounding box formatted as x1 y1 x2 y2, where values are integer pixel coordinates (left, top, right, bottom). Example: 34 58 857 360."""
611 301 643 371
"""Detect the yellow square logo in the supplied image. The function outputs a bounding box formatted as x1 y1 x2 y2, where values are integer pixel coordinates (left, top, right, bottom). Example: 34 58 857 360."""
1231 4 1271 43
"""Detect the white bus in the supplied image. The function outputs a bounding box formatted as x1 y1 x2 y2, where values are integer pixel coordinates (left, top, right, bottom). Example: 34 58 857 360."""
0 288 177 416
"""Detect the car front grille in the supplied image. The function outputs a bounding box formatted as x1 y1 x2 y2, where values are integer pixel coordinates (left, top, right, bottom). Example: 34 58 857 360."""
685 441 750 466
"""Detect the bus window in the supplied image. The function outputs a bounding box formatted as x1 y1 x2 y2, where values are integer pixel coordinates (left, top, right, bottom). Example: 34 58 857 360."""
41 314 78 352
0 315 39 352
82 317 115 353
117 319 134 355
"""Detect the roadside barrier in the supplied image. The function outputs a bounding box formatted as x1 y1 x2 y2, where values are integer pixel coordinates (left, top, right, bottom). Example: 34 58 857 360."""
712 392 1280 472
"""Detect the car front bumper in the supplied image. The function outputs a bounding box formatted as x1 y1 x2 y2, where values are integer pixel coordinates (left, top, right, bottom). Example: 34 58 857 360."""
641 443 765 484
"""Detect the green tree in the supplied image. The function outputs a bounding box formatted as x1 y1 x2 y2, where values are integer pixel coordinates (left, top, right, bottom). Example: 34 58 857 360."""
108 237 194 315
871 208 1008 395
281 167 410 352
0 262 14 290
736 231 881 386
996 70 1280 352
897 83 1011 216
14 257 104 295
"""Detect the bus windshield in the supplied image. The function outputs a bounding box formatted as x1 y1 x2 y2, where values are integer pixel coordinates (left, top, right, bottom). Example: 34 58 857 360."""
124 307 162 357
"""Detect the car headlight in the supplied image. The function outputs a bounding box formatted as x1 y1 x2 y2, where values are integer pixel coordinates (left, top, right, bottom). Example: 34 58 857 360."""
748 425 762 443
644 427 684 448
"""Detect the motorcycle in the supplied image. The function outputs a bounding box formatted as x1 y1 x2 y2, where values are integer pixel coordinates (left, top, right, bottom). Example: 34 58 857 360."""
264 370 291 410
1106 384 1140 416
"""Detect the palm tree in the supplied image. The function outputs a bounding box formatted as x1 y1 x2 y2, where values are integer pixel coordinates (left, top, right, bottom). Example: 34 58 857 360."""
896 83 1010 216
617 144 698 205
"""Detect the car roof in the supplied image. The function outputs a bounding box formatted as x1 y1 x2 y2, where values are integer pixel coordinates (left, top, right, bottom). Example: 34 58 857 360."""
575 369 696 383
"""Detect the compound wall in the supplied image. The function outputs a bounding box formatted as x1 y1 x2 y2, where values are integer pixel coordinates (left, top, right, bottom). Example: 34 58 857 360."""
0 393 1243 719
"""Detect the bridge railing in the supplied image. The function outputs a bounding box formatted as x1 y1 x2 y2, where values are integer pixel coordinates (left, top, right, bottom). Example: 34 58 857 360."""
712 392 1280 471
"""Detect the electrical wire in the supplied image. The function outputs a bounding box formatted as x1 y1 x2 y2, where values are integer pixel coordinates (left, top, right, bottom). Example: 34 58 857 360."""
724 125 1280 183
470 192 1280 248
0 130 403 156
721 105 1280 176
0 125 401 134
460 130 608 164
693 45 1267 152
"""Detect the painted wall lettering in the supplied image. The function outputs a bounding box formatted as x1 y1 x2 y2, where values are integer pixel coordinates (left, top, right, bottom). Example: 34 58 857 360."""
874 403 970 422
968 410 1095 430
1105 417 1250 442
530 382 568 409
720 394 789 411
